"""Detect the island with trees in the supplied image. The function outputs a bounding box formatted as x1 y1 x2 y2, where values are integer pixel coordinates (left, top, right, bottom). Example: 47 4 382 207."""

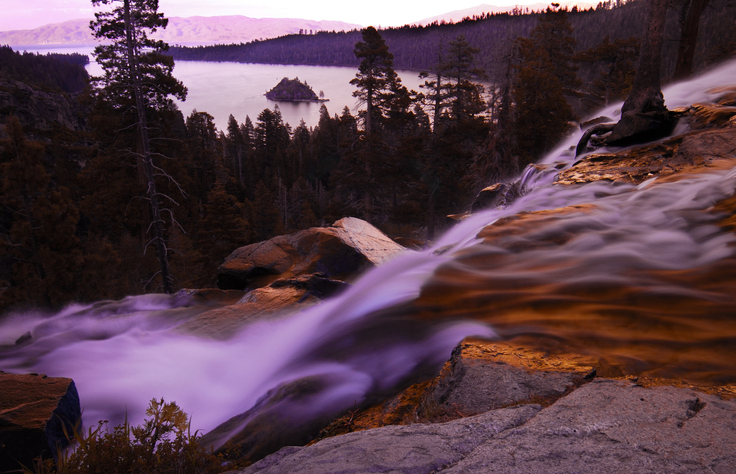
265 77 327 102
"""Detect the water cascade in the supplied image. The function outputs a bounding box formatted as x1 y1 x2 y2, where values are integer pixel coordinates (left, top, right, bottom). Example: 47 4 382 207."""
2 59 736 445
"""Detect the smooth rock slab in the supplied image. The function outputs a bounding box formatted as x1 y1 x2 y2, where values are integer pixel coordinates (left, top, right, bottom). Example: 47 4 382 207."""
217 217 406 290
0 372 81 472
240 405 541 474
417 341 596 418
444 379 736 473
235 379 736 474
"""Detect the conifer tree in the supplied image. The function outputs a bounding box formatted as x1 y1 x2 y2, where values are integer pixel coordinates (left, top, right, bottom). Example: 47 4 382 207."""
90 0 187 294
350 26 413 222
351 26 395 136
225 114 246 188
576 36 639 109
512 6 577 162
605 0 673 146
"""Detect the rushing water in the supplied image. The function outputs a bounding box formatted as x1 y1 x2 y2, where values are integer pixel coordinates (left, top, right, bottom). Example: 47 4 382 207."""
1 59 736 442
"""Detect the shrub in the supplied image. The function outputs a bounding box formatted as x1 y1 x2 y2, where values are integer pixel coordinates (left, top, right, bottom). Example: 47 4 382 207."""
28 398 246 474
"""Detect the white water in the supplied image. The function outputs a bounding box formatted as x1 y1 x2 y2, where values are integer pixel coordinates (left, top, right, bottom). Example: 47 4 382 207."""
1 59 736 442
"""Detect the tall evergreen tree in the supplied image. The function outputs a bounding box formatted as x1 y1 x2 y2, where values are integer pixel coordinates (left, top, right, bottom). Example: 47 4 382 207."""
576 35 639 109
512 6 577 162
351 26 395 136
350 26 414 222
443 36 487 123
90 0 187 294
605 0 673 146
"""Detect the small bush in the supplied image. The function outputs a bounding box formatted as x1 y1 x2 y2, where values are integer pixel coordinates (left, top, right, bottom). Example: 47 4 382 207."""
28 398 246 474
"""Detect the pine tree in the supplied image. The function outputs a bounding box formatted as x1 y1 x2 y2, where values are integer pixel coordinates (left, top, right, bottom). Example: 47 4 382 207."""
605 0 673 146
443 36 487 123
350 26 395 136
90 0 187 294
225 114 246 188
512 7 577 162
185 110 221 207
350 27 415 222
577 35 639 109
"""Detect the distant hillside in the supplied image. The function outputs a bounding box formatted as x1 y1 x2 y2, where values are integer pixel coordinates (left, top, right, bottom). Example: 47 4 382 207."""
0 16 361 46
415 1 596 25
170 0 735 85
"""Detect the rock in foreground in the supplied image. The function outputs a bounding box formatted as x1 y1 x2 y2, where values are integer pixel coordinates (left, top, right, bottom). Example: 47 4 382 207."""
0 372 81 472
217 217 406 290
239 379 736 473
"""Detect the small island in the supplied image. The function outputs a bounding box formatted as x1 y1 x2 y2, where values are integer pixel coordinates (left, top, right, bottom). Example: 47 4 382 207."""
265 77 328 102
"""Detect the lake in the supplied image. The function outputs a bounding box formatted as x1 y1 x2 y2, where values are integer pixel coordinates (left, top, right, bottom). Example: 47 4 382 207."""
16 45 426 131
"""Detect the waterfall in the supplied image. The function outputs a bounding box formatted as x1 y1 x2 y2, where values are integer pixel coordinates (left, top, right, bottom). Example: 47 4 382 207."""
1 58 736 441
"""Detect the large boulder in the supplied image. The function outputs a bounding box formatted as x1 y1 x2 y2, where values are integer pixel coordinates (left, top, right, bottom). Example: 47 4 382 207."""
316 340 596 438
416 341 596 419
217 217 406 290
0 372 81 472
237 379 736 473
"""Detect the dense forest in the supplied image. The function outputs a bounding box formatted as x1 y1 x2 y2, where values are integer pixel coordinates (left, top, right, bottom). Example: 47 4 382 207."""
1 0 735 313
0 45 89 93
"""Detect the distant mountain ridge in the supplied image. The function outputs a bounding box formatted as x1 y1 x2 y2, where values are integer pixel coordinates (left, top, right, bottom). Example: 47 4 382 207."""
416 2 597 25
0 16 362 46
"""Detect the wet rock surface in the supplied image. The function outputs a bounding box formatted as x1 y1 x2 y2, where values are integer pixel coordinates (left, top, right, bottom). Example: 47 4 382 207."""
179 274 348 339
560 102 736 186
313 340 596 440
417 341 596 417
217 217 406 290
238 379 736 473
0 372 81 472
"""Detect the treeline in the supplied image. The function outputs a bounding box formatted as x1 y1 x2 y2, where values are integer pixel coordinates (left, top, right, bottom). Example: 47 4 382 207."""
169 0 736 84
0 46 89 93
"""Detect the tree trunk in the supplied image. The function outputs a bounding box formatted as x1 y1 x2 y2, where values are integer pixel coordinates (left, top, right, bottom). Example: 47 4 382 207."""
674 0 709 80
605 0 675 147
124 0 173 294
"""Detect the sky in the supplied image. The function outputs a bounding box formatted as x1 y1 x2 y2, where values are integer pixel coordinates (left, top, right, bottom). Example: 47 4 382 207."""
1 0 558 31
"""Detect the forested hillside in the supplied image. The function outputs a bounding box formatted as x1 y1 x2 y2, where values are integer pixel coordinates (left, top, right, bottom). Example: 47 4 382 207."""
170 0 736 83
0 45 89 93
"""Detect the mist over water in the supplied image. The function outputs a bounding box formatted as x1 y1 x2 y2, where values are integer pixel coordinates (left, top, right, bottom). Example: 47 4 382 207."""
2 59 736 439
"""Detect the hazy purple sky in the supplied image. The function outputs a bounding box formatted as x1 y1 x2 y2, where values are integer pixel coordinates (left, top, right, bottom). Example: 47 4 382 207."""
1 0 563 31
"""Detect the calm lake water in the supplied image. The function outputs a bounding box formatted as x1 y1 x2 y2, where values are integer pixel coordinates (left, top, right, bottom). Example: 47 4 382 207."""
17 45 426 130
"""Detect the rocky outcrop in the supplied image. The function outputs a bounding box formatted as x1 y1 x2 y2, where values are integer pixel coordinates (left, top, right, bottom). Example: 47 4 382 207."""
559 99 736 186
0 77 86 136
470 182 523 212
238 379 736 473
315 340 596 439
0 372 81 472
217 217 407 290
416 341 596 418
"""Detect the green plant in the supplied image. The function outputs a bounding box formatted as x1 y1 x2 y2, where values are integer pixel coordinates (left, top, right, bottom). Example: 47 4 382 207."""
27 398 246 474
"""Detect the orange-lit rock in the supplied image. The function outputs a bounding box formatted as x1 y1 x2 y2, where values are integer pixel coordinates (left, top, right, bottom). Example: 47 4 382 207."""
0 372 81 472
217 217 407 290
314 340 595 440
